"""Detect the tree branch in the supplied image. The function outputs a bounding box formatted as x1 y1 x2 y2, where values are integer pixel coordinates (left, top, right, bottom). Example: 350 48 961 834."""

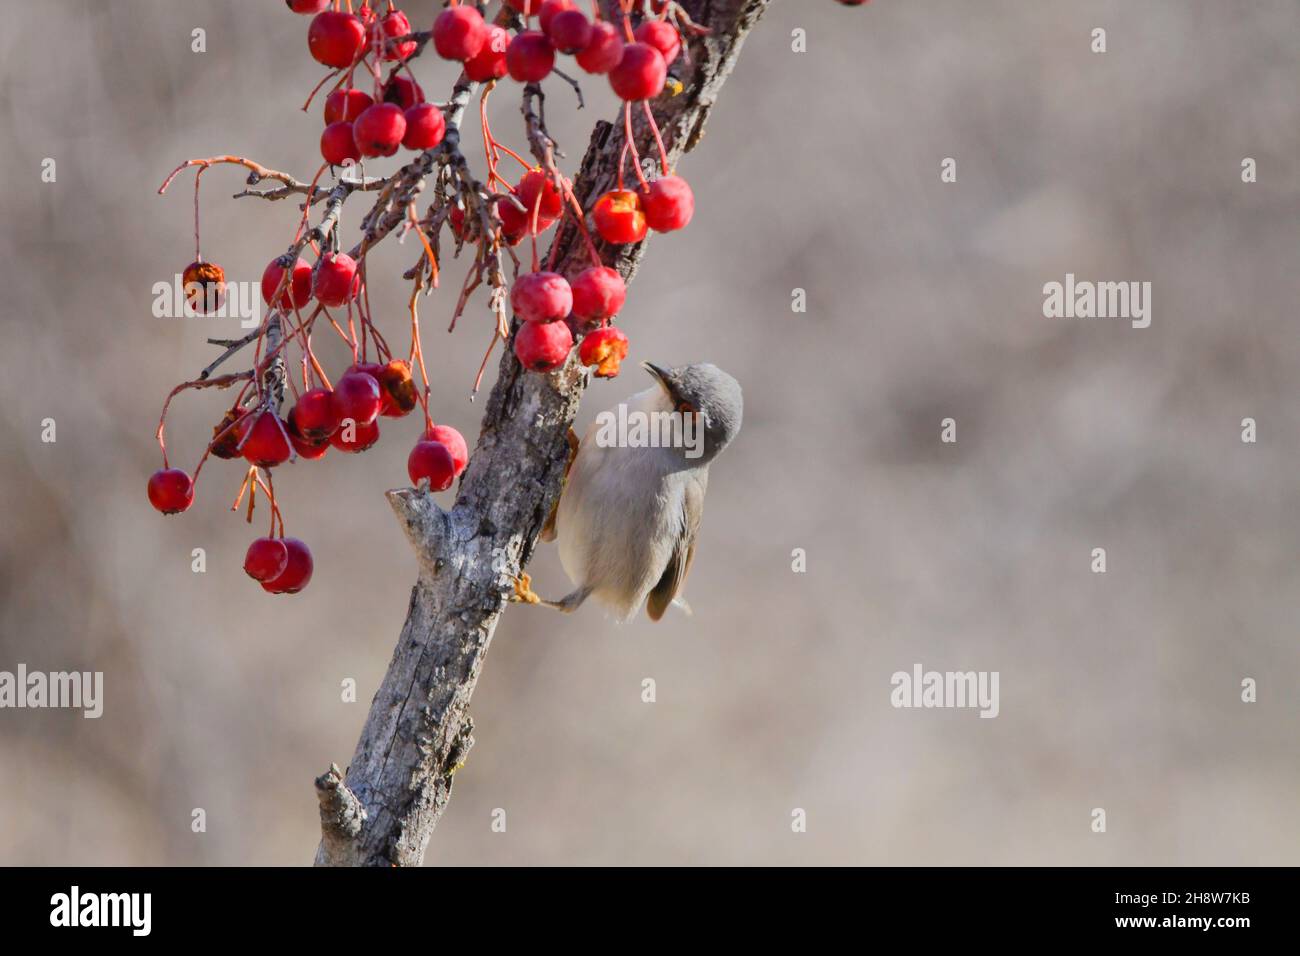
314 0 772 867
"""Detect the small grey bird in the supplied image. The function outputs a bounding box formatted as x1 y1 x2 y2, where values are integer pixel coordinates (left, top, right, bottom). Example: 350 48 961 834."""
517 362 743 621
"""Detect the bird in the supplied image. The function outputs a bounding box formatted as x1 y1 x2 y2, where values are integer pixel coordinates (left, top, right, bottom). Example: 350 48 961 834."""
514 361 743 621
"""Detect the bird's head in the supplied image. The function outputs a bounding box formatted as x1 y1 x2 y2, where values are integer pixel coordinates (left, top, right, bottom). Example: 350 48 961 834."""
642 362 743 464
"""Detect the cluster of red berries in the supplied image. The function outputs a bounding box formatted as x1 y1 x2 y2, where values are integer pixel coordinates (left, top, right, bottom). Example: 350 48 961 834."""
149 249 471 595
151 1 716 595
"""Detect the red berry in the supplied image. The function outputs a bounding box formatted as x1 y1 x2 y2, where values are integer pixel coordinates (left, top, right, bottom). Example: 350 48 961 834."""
308 11 366 68
321 121 361 165
313 252 358 308
496 196 555 244
609 42 666 100
516 168 564 220
433 5 487 61
424 424 469 475
210 408 252 459
289 428 330 460
514 318 573 371
507 30 555 83
642 174 694 232
370 10 416 61
244 537 289 582
241 411 295 468
261 257 313 310
147 468 194 515
330 371 382 427
407 440 457 491
634 20 681 65
376 359 418 417
538 0 575 34
290 387 339 440
288 0 331 13
182 260 226 314
261 538 313 594
381 74 425 110
352 102 406 157
511 271 573 324
592 189 647 244
323 87 373 124
402 103 445 150
578 325 630 378
575 20 623 74
330 417 380 453
504 0 543 15
548 10 592 54
569 265 626 321
464 24 510 81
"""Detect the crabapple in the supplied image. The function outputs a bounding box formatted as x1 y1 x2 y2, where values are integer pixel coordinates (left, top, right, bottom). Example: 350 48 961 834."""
548 10 592 55
642 174 695 232
609 43 667 100
288 0 331 13
507 30 555 82
261 538 313 594
496 196 554 244
516 168 564 220
290 387 339 440
241 411 295 468
352 102 406 157
514 318 573 371
182 260 226 314
407 440 457 491
538 0 575 34
244 537 289 582
464 24 509 81
289 428 330 460
330 417 381 453
634 20 681 65
424 424 469 475
331 371 382 427
376 359 418 417
308 11 366 68
578 325 629 378
370 9 416 61
569 266 626 322
504 0 544 15
511 271 573 324
382 74 424 109
313 252 358 308
433 4 487 62
321 121 361 165
592 189 647 244
261 256 313 310
210 408 251 459
323 87 372 124
402 103 445 150
575 21 623 74
147 468 194 515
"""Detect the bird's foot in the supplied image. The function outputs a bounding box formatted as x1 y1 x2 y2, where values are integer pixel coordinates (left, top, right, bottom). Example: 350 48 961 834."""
511 572 542 605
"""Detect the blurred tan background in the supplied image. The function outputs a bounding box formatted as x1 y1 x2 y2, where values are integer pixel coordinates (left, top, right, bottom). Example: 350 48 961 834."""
2 0 1298 865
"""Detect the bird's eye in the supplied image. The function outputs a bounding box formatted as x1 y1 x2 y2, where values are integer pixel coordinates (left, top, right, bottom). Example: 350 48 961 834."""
676 400 696 415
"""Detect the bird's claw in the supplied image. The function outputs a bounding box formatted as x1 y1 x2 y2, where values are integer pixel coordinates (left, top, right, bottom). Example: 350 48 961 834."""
512 572 541 605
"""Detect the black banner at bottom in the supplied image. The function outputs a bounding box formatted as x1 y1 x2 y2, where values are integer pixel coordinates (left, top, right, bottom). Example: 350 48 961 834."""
0 867 1280 940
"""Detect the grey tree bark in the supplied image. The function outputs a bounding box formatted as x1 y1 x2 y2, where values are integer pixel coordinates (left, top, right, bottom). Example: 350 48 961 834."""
314 0 772 867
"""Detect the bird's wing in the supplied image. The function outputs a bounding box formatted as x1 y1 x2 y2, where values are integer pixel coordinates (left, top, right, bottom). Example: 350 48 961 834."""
646 471 707 622
541 426 581 543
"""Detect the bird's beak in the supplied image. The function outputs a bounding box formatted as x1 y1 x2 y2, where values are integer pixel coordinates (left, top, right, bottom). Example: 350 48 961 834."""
642 362 672 391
